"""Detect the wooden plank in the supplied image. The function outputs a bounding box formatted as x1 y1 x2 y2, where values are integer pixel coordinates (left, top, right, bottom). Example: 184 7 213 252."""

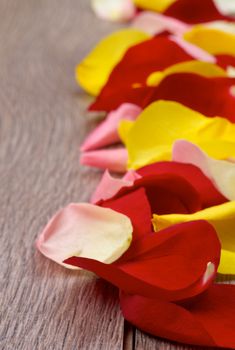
123 321 135 350
0 1 125 349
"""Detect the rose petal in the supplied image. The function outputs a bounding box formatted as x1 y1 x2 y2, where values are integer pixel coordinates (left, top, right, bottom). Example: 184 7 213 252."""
81 103 141 152
119 100 235 170
36 203 132 268
170 36 216 63
80 148 128 173
133 0 176 12
214 0 235 16
91 72 235 119
76 29 149 95
164 0 233 24
94 158 219 215
91 169 141 204
206 20 235 35
146 60 226 87
65 220 220 301
144 74 235 123
89 35 207 111
132 11 189 35
184 25 235 56
105 173 203 215
217 54 235 69
91 0 136 22
137 161 227 209
120 284 235 348
100 187 152 240
173 140 235 201
153 200 235 274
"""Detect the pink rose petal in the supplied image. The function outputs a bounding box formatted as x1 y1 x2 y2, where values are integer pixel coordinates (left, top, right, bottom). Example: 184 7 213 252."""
173 140 235 201
132 11 190 36
171 35 216 63
80 148 128 173
81 103 141 151
36 203 133 268
91 169 141 204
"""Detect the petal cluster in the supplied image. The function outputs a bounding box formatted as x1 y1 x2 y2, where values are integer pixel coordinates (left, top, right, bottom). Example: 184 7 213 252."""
37 0 235 348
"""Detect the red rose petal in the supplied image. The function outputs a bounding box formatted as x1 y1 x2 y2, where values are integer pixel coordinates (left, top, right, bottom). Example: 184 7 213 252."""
91 73 235 124
217 54 235 70
120 292 214 347
143 74 235 123
65 220 220 302
89 36 195 111
99 166 225 215
101 187 152 240
120 284 235 348
164 0 233 24
137 161 227 209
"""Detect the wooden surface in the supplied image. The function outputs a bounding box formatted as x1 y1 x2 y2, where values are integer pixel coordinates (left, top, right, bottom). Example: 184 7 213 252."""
0 1 233 350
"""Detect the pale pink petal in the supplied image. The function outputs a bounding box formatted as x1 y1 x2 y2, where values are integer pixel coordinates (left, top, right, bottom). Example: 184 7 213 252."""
171 36 216 63
132 11 190 36
81 103 141 152
36 203 133 268
205 21 235 35
227 66 235 77
80 148 128 173
214 0 235 16
173 140 235 201
91 169 141 203
91 0 136 22
123 170 141 181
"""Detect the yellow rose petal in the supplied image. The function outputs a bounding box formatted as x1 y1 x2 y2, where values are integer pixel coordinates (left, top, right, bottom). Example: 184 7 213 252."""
184 25 235 56
152 201 235 274
76 29 149 95
133 0 176 12
118 119 134 144
119 100 235 170
147 60 226 87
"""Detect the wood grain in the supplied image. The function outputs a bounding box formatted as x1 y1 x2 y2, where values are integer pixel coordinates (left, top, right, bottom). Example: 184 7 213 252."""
0 1 124 349
0 1 234 350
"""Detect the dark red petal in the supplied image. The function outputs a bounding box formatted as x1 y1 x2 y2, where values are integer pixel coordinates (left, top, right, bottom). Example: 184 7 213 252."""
144 74 235 123
120 284 235 348
137 161 227 209
90 85 149 112
133 173 202 214
64 220 221 302
120 291 215 347
164 0 233 24
91 73 235 124
89 36 193 111
217 54 235 70
101 187 152 240
100 173 203 215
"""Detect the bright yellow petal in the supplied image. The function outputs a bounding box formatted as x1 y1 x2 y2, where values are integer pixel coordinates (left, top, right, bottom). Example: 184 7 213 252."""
147 60 227 87
76 29 149 95
220 249 235 274
119 100 235 170
152 201 235 274
133 0 176 12
118 120 134 144
184 25 235 56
